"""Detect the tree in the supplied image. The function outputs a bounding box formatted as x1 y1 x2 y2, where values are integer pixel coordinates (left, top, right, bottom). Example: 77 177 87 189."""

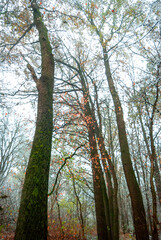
0 113 22 188
76 1 150 238
1 0 161 239
14 1 54 239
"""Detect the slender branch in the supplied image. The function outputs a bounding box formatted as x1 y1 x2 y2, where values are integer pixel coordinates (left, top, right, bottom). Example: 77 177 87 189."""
55 58 79 73
27 63 38 84
6 23 35 58
48 144 85 196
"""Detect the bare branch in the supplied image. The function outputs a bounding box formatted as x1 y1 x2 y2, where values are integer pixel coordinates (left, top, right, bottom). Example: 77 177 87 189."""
6 23 35 59
48 144 85 196
27 63 38 84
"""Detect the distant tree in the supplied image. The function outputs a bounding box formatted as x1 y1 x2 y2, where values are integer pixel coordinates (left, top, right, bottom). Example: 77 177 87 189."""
0 112 22 188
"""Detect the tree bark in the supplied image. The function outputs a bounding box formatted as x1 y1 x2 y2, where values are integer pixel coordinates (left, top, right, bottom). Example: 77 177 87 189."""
149 83 159 240
55 56 109 239
79 72 109 239
87 15 149 238
93 83 119 240
15 2 54 240
150 160 159 240
135 124 153 234
89 78 119 239
88 125 109 240
103 49 149 240
138 108 161 207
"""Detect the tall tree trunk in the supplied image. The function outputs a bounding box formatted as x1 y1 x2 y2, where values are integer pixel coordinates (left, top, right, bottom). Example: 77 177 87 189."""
87 16 149 238
138 108 161 206
92 82 119 240
149 83 159 240
106 105 119 240
103 50 149 240
15 2 54 240
88 127 109 240
119 193 126 234
135 124 153 234
96 136 119 240
101 172 113 240
55 56 109 239
150 160 159 240
130 128 141 187
80 74 108 239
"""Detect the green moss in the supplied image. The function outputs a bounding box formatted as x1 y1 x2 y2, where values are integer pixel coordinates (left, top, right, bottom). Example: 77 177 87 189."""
33 188 39 198
0 225 4 233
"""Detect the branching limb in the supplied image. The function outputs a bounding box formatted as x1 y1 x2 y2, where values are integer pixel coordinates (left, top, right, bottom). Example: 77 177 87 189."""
48 144 85 196
6 23 35 58
27 63 38 84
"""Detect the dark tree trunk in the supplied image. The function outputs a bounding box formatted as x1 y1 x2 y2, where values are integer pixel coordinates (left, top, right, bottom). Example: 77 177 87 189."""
149 83 159 240
119 191 128 234
150 160 159 240
15 2 54 240
135 125 153 234
55 56 109 239
79 71 108 239
88 126 109 240
92 83 119 240
103 50 149 240
87 15 149 238
101 172 113 240
138 108 161 207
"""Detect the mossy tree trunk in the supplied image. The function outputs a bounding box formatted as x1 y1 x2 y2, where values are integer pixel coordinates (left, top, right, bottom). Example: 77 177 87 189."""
14 2 54 240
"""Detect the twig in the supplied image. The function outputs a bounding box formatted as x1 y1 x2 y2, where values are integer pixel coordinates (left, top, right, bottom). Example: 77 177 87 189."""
6 23 35 58
48 144 85 196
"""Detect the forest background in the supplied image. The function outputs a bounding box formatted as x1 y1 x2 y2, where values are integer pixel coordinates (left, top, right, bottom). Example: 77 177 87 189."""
0 0 161 239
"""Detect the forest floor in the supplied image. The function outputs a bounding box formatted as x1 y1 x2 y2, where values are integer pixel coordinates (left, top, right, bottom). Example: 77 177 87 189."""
0 228 136 240
120 232 135 239
1 224 161 239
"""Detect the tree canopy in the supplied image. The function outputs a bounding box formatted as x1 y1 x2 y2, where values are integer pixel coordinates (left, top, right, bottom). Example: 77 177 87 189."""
0 0 161 240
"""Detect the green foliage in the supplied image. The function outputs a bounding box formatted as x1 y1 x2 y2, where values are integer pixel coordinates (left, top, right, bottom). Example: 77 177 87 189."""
0 225 5 233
